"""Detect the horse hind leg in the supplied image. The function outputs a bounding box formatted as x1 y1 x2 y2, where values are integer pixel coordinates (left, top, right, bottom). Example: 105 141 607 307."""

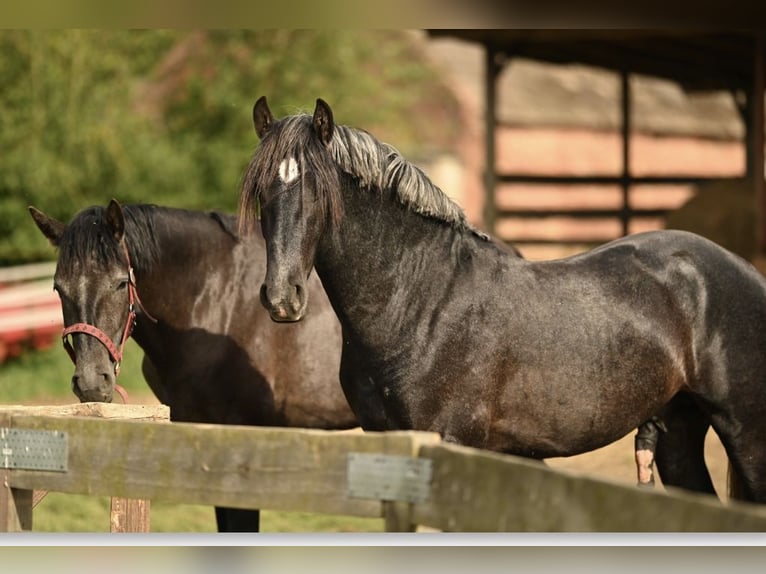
709 417 766 504
634 418 665 488
214 506 261 532
653 394 717 497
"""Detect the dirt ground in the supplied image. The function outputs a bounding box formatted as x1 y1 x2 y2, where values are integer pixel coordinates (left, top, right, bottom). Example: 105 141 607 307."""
546 429 730 501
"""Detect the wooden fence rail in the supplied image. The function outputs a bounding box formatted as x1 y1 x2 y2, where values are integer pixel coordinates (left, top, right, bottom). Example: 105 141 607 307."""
2 404 766 532
0 262 60 363
0 403 169 532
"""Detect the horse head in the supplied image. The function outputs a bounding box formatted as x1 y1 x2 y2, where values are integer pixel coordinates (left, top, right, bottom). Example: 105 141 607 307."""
29 199 137 402
241 96 341 322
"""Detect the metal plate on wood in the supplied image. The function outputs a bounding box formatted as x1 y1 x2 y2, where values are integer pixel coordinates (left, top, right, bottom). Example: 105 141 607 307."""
0 428 68 472
347 453 432 503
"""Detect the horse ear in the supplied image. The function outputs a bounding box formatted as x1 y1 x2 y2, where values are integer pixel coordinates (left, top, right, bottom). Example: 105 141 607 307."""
253 96 274 139
312 98 334 146
105 199 125 242
28 206 66 247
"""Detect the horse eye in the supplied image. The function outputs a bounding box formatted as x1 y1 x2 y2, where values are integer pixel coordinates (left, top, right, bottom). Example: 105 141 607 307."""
117 279 129 290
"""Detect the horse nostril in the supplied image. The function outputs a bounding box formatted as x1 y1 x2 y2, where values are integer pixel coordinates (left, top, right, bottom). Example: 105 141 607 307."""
100 372 112 385
260 283 269 307
291 283 305 313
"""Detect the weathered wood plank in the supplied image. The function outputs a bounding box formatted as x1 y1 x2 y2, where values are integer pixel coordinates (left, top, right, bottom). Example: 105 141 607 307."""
0 403 170 421
413 443 766 532
7 415 439 520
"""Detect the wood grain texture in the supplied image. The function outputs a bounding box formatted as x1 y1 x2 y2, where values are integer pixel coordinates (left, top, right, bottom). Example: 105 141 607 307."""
413 443 766 532
0 403 170 421
7 415 439 521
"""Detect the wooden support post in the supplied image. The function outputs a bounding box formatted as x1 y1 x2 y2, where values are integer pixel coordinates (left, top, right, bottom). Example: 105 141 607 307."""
620 67 632 237
110 496 150 533
0 414 33 531
483 44 503 236
382 432 442 532
753 34 766 256
0 481 33 532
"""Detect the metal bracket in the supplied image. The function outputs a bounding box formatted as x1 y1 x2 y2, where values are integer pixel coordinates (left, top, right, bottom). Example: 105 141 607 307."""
0 428 68 472
347 453 432 503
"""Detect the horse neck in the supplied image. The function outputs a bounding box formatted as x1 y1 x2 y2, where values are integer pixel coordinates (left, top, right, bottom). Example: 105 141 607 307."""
128 211 232 334
315 182 473 345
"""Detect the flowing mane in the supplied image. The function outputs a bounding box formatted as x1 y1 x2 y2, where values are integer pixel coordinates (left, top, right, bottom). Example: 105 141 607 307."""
240 112 489 240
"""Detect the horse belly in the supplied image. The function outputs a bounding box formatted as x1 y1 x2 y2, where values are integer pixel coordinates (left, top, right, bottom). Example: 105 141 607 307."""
489 360 682 458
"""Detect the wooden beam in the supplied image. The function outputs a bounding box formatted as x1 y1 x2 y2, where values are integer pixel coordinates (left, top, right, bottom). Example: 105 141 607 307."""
413 443 766 532
6 415 439 524
496 174 728 186
483 44 503 235
496 208 669 219
620 67 632 237
6 412 766 532
753 34 766 255
0 403 170 421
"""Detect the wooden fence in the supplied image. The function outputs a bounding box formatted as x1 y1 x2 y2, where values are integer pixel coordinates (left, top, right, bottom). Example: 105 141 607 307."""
2 403 766 532
0 262 60 363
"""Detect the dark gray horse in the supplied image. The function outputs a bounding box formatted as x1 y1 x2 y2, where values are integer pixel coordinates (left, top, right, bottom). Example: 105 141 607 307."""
239 96 766 503
30 200 357 530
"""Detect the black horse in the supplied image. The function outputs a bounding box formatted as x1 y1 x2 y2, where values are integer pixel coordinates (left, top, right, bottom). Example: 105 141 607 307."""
239 96 766 504
29 200 357 530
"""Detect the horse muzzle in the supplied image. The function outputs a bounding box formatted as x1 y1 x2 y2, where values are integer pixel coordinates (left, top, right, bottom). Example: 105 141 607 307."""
260 281 307 322
72 365 117 403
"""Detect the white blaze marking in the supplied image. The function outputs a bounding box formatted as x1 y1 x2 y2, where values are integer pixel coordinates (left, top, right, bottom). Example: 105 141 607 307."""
278 157 299 184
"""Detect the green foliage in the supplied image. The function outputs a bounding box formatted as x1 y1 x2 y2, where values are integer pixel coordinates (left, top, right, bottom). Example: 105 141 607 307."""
1 30 459 265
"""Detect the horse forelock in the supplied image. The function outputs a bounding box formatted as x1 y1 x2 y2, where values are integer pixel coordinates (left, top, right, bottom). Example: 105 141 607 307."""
58 205 162 275
239 114 343 232
238 111 488 239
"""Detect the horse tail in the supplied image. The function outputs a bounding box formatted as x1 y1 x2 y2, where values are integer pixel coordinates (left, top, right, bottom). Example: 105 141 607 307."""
727 459 746 501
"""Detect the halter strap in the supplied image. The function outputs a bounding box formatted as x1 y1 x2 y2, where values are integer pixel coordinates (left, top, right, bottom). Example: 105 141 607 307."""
61 241 156 402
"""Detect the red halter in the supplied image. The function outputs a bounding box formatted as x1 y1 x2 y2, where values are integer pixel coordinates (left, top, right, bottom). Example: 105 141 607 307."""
62 242 155 403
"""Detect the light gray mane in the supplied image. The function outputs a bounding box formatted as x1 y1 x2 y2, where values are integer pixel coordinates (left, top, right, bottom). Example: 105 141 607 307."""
330 123 489 239
240 113 489 240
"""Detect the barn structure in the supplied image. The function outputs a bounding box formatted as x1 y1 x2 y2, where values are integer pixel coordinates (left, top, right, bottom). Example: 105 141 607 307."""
426 31 766 258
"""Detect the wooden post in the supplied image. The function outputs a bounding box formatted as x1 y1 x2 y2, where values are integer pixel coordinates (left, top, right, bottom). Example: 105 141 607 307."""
483 44 503 236
620 67 632 237
0 414 33 531
110 496 150 533
753 34 766 256
382 432 442 532
0 481 33 532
